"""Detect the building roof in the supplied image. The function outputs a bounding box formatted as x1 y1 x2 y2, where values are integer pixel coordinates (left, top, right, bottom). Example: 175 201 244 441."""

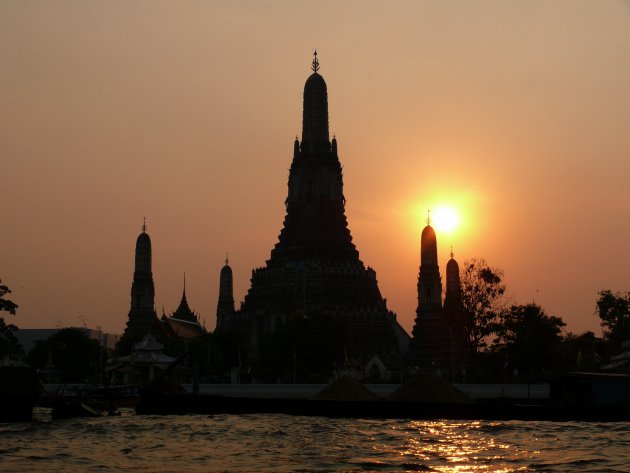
171 287 198 323
133 332 164 352
107 332 176 372
136 231 151 246
162 316 206 339
113 350 176 367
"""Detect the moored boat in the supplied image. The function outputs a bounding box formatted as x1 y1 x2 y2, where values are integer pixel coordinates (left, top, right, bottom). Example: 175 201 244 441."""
0 366 40 422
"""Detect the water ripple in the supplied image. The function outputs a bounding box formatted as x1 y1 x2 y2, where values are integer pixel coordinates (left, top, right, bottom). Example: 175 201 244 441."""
0 409 629 472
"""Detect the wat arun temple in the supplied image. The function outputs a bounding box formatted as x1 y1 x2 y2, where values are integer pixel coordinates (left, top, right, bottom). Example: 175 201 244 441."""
217 53 409 370
121 53 467 378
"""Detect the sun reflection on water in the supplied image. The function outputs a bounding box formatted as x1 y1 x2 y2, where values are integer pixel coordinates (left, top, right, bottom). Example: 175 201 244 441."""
373 420 533 472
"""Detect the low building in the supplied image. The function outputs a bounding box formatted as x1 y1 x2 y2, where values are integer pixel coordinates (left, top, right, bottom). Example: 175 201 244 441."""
106 333 177 385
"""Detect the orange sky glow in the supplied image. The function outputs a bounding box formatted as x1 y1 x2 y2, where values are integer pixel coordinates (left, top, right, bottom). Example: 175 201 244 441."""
2 1 630 336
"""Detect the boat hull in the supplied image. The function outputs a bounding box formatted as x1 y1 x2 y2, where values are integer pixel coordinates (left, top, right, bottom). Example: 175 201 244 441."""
0 367 39 422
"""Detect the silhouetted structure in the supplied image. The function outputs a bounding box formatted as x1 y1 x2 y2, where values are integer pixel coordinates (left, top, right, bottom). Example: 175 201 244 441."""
443 249 469 370
216 256 235 329
161 275 206 339
122 222 159 338
408 217 450 369
219 53 408 373
120 224 205 351
108 333 176 385
170 279 196 323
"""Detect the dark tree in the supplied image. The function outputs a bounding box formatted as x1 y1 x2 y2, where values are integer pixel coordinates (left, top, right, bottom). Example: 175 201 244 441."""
559 331 601 372
596 290 630 351
27 328 100 382
460 258 507 356
0 280 18 315
494 303 565 380
0 280 21 360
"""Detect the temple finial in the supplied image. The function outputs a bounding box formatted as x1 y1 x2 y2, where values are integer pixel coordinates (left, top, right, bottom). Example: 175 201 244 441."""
142 216 147 233
183 272 186 293
426 210 431 226
311 49 319 73
450 245 454 259
225 252 229 266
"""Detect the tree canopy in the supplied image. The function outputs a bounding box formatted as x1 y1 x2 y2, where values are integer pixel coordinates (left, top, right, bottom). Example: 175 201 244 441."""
27 328 101 382
460 258 506 356
559 331 600 372
596 290 630 350
0 280 18 315
0 280 21 360
494 303 565 379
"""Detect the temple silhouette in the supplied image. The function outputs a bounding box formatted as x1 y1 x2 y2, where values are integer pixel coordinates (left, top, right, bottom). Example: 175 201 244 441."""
124 222 158 336
408 214 468 372
118 53 469 379
119 221 205 351
217 52 409 373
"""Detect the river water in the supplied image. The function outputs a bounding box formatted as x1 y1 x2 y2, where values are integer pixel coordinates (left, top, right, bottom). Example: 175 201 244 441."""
1 408 629 472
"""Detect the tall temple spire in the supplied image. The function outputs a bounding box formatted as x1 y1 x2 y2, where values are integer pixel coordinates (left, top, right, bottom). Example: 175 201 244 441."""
121 224 159 347
420 221 439 269
216 255 235 329
133 228 153 286
223 55 405 368
445 248 461 298
443 248 469 369
302 51 330 148
418 222 441 310
272 51 353 266
409 221 448 369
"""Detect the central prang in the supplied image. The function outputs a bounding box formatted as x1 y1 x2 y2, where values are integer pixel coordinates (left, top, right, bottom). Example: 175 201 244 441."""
217 53 408 380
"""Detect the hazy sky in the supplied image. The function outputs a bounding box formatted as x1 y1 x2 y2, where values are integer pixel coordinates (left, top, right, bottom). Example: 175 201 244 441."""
2 1 630 336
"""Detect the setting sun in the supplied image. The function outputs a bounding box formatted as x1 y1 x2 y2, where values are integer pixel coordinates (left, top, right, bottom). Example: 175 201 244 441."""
432 206 459 233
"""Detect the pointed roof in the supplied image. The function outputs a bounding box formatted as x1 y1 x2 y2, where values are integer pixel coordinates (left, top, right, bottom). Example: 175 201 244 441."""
446 246 460 274
445 247 462 296
134 217 152 275
221 253 233 277
171 274 198 323
137 217 151 245
420 218 438 268
302 50 329 146
162 317 206 339
133 332 164 352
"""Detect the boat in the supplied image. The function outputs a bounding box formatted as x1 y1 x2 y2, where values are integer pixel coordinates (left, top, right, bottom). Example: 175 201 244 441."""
45 384 124 420
0 365 40 422
50 393 119 420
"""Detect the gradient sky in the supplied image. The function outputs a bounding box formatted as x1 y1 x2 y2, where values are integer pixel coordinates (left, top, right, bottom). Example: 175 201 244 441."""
2 1 630 336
